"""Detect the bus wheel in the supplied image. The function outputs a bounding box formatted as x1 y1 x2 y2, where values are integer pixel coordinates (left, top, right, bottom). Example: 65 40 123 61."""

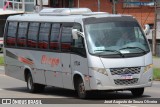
27 73 45 93
131 88 144 97
77 78 88 99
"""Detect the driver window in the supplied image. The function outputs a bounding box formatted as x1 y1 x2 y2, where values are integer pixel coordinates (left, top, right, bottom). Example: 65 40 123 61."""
134 27 145 43
71 35 86 57
74 35 84 48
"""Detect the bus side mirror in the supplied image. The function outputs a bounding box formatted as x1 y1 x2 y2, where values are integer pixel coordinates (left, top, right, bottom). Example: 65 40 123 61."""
144 24 150 35
72 29 78 39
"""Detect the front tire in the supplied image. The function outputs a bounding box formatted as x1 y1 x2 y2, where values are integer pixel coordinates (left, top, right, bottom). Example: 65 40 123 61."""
27 73 45 93
76 78 89 99
131 88 144 97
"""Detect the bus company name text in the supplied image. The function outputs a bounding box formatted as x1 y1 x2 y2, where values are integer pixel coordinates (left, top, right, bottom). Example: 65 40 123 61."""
41 55 60 67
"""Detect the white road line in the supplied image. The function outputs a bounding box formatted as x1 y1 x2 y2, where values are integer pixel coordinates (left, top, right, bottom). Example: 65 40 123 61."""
120 104 138 107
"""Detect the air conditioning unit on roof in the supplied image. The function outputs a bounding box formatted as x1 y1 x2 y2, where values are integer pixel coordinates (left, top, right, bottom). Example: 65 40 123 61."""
39 8 92 16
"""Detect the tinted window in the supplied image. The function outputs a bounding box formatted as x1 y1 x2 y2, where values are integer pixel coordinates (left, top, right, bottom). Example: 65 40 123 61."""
50 24 60 50
27 23 39 48
71 35 86 57
85 21 150 57
6 22 18 46
0 20 5 37
61 27 72 51
38 23 51 49
17 22 28 47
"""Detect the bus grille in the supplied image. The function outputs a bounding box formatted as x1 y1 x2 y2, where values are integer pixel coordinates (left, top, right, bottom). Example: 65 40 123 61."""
110 67 141 75
114 78 138 85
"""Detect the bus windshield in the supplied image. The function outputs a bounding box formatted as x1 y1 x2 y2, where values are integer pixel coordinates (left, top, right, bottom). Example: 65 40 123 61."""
85 21 150 57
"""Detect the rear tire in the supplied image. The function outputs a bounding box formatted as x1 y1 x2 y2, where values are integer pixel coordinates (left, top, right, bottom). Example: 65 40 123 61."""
131 88 144 97
0 48 3 53
76 78 89 99
27 73 45 93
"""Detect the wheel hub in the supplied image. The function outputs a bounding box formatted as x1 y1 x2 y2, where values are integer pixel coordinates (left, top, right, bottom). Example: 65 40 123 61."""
79 83 85 94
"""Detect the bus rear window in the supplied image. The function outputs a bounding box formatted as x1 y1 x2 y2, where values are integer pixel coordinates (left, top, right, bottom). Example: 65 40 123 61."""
6 22 18 46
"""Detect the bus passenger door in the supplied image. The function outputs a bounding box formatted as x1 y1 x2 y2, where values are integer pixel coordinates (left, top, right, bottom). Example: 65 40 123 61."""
71 35 89 88
61 53 72 89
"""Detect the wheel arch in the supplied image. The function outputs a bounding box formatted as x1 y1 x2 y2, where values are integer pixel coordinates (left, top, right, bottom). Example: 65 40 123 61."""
24 66 33 82
73 71 84 90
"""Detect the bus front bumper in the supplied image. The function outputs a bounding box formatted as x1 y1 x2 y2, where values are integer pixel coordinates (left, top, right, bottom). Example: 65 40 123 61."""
92 82 152 91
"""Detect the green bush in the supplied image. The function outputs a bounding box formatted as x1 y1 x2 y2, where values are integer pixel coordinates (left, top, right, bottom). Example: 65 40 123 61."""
0 56 4 65
153 68 160 80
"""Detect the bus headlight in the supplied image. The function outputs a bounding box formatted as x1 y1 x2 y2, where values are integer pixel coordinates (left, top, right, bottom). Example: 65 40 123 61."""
90 67 108 76
144 64 153 73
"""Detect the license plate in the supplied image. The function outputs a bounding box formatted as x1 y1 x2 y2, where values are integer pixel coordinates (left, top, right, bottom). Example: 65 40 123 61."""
120 75 133 80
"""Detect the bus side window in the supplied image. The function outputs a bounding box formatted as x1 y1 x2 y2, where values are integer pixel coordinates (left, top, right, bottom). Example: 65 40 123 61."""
17 22 28 47
61 27 72 52
27 23 39 48
49 23 60 50
38 23 51 49
71 35 86 57
6 22 18 46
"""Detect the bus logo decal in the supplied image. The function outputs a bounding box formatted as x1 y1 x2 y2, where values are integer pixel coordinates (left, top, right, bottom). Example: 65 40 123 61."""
6 50 34 65
41 55 60 67
18 57 34 65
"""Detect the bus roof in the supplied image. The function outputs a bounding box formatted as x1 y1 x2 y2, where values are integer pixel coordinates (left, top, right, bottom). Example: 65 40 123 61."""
7 8 134 23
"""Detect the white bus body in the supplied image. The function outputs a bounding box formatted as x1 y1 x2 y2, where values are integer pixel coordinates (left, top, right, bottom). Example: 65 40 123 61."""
4 8 153 98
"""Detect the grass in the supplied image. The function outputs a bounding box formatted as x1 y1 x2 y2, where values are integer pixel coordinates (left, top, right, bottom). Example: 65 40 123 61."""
153 56 160 59
153 68 160 80
0 56 4 66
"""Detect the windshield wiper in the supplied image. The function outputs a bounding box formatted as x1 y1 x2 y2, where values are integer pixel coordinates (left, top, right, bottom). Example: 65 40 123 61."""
119 47 146 54
94 49 124 57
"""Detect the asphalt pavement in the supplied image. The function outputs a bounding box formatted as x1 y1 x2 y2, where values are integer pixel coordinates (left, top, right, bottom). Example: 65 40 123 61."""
0 53 160 106
0 66 160 106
